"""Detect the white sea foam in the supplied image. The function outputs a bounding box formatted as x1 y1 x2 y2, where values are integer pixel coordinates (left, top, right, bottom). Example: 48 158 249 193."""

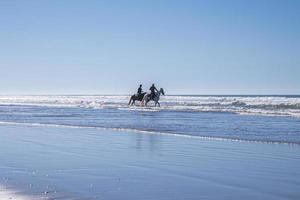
0 184 45 200
0 95 299 117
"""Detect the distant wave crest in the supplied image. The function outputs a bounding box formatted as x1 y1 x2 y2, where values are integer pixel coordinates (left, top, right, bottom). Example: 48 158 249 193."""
0 95 300 117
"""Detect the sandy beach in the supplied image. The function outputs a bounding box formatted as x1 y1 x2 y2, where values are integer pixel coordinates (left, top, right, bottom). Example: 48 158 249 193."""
1 0 300 199
0 124 299 199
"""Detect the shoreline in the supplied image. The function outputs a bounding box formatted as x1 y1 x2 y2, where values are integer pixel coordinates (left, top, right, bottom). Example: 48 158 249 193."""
0 121 299 146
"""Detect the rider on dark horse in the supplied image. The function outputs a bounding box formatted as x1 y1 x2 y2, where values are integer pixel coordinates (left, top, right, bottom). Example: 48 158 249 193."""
149 84 158 100
128 84 146 105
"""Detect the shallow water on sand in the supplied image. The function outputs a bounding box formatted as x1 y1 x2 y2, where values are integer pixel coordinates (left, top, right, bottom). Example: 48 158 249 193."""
0 125 300 200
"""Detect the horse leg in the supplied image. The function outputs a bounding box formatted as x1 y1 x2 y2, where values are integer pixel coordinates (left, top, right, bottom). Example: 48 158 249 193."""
155 101 160 107
141 95 147 107
128 97 132 105
141 98 145 107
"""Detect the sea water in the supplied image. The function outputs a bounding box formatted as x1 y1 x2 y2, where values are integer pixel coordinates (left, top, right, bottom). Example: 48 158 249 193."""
0 95 299 144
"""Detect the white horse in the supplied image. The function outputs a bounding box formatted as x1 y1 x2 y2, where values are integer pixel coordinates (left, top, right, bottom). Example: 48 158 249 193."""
141 88 165 107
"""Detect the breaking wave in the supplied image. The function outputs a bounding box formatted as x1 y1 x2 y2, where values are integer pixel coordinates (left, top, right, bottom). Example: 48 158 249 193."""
0 95 299 117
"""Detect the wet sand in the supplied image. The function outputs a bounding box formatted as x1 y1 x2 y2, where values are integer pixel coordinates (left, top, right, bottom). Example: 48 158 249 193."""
0 124 299 199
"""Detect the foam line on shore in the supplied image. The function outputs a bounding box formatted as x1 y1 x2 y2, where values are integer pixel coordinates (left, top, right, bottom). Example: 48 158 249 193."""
0 121 298 146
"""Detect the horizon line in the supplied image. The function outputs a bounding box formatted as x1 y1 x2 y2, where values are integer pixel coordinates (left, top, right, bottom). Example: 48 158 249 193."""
0 93 299 96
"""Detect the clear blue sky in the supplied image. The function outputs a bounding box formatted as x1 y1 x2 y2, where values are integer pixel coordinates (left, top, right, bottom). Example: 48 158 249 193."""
0 0 299 95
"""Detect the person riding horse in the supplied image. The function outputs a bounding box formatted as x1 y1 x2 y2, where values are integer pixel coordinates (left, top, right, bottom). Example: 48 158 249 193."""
129 84 164 106
137 84 143 97
128 84 146 105
149 84 158 100
142 86 165 107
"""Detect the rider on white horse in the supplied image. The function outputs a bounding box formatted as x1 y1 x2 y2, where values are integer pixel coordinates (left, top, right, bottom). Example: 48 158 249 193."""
142 86 165 107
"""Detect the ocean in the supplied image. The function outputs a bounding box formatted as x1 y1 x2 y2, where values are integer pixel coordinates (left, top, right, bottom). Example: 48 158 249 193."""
0 95 299 144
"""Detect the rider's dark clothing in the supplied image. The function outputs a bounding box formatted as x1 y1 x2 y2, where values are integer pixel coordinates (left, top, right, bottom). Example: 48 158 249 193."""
137 87 142 95
149 86 158 99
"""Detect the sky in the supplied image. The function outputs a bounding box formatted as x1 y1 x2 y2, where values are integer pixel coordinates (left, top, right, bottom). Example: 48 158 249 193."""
0 0 299 95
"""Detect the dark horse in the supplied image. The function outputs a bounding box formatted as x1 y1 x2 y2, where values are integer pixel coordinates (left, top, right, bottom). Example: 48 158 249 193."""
128 92 147 106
